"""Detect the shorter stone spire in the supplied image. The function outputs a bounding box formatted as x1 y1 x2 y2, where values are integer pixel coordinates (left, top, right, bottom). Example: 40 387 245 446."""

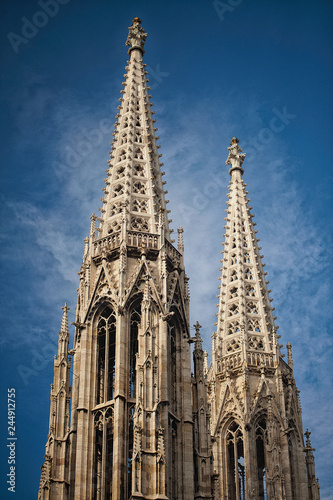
126 17 147 54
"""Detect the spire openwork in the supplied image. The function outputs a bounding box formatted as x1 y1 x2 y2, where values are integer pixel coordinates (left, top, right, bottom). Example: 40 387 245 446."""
93 17 172 245
213 138 279 366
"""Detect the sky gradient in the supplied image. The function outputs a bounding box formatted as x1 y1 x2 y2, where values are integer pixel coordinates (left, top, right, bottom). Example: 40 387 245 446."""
1 0 332 498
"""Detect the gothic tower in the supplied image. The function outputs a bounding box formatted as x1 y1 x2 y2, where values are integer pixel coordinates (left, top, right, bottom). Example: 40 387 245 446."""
38 17 196 500
38 17 320 500
206 138 320 499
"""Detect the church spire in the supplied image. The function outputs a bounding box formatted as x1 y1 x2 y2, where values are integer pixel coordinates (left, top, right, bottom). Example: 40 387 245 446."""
213 137 278 364
94 17 172 244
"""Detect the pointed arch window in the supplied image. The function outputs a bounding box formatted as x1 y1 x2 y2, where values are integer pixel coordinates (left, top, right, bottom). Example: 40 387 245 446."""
288 424 299 500
96 306 116 404
127 403 135 498
226 421 246 499
256 419 267 499
93 407 114 500
129 305 141 398
168 322 178 414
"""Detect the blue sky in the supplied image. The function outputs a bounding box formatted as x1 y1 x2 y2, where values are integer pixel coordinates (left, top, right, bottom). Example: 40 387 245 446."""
1 0 332 498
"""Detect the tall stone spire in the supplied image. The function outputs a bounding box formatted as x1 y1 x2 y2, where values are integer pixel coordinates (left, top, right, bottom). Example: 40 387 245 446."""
38 19 197 500
95 16 171 243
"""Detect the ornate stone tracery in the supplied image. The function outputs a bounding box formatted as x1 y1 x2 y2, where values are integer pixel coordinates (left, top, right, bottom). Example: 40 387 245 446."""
38 20 319 500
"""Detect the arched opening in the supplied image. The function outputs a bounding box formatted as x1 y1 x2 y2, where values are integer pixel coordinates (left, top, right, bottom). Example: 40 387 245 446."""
226 421 246 500
256 419 267 500
129 305 140 398
288 424 300 500
93 408 113 500
127 404 135 499
127 303 141 498
97 306 116 404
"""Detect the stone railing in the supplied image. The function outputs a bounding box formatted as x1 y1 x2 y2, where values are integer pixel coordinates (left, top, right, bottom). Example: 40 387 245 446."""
92 230 160 258
215 350 274 375
92 231 121 257
247 351 274 368
127 231 159 250
165 238 181 263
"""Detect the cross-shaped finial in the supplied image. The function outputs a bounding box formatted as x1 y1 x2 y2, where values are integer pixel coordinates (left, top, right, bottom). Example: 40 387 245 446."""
62 303 70 315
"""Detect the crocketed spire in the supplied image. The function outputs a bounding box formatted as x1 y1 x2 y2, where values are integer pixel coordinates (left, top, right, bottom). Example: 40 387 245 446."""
93 18 172 243
213 138 279 364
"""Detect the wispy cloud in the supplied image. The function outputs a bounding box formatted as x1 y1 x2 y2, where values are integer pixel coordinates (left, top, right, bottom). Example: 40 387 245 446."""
2 69 332 492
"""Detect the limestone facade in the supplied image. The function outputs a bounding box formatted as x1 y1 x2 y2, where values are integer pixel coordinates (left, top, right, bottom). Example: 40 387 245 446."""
38 18 320 500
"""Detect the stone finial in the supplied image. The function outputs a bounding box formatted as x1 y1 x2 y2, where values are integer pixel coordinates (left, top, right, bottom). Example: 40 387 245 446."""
177 226 184 254
286 342 293 369
126 17 147 54
194 321 202 341
226 137 246 175
305 429 315 450
203 350 209 375
60 303 70 334
90 213 97 239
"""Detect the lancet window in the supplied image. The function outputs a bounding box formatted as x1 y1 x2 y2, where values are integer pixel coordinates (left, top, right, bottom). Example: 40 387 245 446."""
230 270 238 282
226 421 246 500
127 403 135 499
96 306 116 404
170 418 178 500
230 253 237 265
245 268 253 280
244 252 251 263
256 419 267 500
288 424 298 500
129 305 141 398
168 322 178 414
93 407 114 500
